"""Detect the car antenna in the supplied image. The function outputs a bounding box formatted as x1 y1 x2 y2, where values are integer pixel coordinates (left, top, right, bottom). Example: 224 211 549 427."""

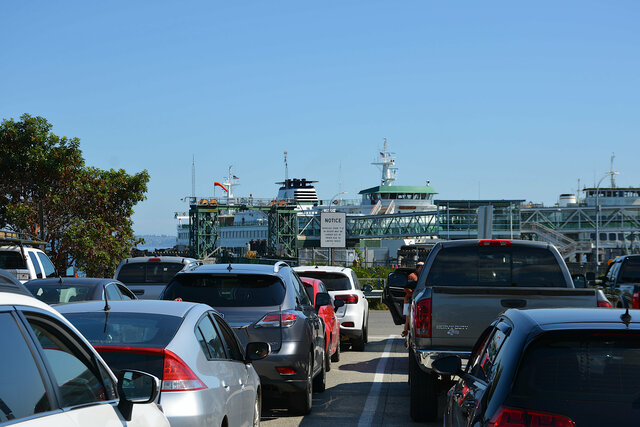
103 285 111 312
621 307 632 327
227 263 233 272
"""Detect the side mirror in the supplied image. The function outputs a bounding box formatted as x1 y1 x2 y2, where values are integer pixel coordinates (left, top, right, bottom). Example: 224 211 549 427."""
363 284 373 293
334 299 345 309
431 355 462 376
315 292 331 310
117 370 160 421
245 342 270 362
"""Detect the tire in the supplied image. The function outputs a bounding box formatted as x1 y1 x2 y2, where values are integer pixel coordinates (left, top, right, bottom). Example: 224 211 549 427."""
363 315 369 344
409 349 438 421
325 339 332 372
252 391 261 427
288 353 313 415
331 337 341 362
352 317 367 351
313 348 326 393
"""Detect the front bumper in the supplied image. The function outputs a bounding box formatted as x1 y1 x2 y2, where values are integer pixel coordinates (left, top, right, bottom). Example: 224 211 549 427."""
415 349 471 374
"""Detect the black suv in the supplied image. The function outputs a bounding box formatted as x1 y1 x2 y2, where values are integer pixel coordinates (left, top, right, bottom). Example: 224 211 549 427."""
160 261 329 415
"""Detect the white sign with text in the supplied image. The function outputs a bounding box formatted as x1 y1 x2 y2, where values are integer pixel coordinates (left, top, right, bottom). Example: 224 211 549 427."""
320 211 346 248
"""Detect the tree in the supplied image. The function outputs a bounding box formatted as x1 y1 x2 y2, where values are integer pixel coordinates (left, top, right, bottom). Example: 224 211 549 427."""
0 114 149 277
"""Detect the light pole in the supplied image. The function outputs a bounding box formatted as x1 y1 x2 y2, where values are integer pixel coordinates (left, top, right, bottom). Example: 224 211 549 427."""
594 171 619 277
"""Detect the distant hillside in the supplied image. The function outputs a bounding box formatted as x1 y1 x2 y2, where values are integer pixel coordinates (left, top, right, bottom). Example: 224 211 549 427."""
135 235 176 251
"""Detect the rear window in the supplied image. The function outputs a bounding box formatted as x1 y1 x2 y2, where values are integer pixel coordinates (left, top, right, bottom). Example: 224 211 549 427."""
508 331 640 419
63 312 182 347
0 251 26 269
620 257 640 283
117 262 185 284
27 283 96 304
295 272 351 291
426 246 565 287
163 274 286 307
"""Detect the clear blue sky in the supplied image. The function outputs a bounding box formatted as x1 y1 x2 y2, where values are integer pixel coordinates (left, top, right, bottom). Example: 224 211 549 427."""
2 1 639 235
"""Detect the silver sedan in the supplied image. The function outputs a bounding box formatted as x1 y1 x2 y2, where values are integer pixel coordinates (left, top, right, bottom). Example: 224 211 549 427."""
57 299 269 427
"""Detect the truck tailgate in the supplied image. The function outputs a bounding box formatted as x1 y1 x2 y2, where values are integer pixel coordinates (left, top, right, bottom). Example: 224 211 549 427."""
430 286 597 348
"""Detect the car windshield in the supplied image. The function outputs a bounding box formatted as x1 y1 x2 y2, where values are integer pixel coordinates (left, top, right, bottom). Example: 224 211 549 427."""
508 330 640 422
163 274 286 307
620 258 640 283
426 246 565 287
26 283 96 304
295 272 351 291
63 312 182 347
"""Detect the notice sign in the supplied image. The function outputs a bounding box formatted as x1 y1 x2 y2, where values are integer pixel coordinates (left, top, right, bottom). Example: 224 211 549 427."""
320 211 346 248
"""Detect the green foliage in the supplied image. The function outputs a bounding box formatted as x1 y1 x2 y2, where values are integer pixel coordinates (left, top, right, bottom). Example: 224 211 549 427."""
0 114 149 277
352 265 394 279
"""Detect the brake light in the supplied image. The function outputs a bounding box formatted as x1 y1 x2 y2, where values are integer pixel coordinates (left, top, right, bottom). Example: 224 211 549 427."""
335 294 358 304
148 258 161 262
488 406 574 427
256 311 298 327
598 300 613 308
276 367 296 375
413 298 432 338
633 292 640 309
479 240 512 247
162 350 206 392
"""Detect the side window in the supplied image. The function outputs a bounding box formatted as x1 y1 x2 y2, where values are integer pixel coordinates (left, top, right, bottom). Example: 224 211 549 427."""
27 316 111 407
105 284 121 300
351 271 361 290
29 252 43 279
213 314 244 361
290 271 312 306
37 253 56 277
117 285 134 300
0 312 52 421
606 262 619 283
196 314 226 360
470 323 511 382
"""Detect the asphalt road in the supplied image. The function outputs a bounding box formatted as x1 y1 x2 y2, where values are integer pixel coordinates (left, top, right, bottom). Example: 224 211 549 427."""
261 309 442 426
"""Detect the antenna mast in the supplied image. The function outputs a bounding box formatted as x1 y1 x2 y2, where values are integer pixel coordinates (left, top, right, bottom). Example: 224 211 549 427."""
284 151 289 181
191 155 196 199
610 152 616 187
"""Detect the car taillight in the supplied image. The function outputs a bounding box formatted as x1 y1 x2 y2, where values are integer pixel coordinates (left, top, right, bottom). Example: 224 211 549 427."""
479 240 512 247
148 258 161 262
335 294 358 304
256 311 298 327
488 406 575 427
413 298 431 338
598 300 613 308
633 292 640 309
162 350 206 392
276 367 296 375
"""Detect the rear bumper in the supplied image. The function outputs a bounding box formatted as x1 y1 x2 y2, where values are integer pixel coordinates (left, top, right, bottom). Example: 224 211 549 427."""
253 341 310 393
415 349 471 373
337 305 365 339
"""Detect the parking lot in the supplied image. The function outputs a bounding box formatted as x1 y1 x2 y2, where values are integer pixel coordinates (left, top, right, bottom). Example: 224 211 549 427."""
262 309 440 427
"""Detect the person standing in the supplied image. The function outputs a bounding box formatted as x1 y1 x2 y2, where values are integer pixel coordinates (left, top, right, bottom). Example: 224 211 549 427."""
402 262 423 337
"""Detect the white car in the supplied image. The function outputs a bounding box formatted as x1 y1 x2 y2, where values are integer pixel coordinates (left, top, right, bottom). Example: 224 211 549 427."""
294 266 370 351
0 291 169 427
0 245 57 283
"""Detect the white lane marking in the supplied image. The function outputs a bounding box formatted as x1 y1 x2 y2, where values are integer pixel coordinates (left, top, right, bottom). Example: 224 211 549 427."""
369 335 402 339
358 335 395 427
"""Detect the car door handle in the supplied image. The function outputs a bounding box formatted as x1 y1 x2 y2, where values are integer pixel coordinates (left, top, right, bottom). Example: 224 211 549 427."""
222 381 230 391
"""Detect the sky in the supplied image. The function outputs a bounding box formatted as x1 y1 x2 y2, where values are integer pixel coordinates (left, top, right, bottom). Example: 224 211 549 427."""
2 1 639 236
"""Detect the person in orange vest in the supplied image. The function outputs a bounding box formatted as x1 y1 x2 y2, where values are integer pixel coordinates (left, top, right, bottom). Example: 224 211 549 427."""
402 262 423 337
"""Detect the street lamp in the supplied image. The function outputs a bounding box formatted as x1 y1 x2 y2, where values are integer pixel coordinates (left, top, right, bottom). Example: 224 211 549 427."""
328 192 347 212
594 171 619 277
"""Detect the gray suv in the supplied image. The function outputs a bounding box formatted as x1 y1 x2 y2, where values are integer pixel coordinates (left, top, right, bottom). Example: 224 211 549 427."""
114 256 201 299
160 261 328 415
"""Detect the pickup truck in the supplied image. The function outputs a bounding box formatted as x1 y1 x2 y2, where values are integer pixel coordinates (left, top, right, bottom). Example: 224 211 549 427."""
601 254 640 308
384 239 603 422
0 237 57 283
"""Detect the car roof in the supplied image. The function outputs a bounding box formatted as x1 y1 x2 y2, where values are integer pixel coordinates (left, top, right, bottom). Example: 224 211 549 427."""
0 269 32 296
0 290 64 315
293 265 353 274
120 256 198 264
506 308 640 329
26 277 118 287
185 263 288 276
55 299 209 317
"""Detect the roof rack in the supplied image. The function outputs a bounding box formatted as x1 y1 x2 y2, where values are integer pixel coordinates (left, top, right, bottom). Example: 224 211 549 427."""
274 261 289 273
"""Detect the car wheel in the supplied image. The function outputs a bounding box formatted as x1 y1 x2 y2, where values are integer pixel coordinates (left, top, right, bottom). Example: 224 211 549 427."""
409 349 438 421
352 317 367 351
252 391 261 427
289 352 313 415
325 339 331 372
331 337 340 362
313 348 326 392
363 315 369 343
